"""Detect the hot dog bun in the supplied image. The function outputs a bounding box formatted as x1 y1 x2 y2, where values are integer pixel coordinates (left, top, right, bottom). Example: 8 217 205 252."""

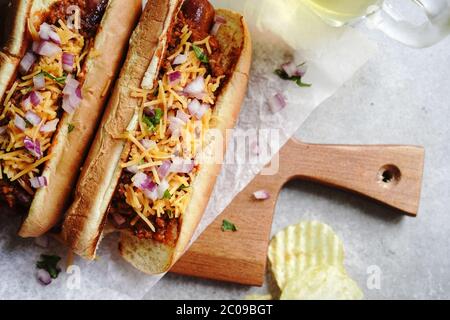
62 0 252 274
18 0 142 237
1 0 32 57
0 0 142 236
0 0 32 101
62 0 182 257
119 9 251 274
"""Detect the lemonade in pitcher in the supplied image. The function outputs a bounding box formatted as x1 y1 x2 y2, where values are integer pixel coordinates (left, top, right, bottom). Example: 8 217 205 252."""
301 0 380 26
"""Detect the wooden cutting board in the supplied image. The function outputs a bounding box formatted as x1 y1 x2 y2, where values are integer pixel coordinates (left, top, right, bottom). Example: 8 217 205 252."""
170 138 424 286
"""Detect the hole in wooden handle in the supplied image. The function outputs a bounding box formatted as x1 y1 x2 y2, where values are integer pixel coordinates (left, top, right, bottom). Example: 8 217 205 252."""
378 164 401 187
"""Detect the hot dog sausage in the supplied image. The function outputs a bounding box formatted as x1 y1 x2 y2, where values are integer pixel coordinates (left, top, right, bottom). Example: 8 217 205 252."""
181 0 215 40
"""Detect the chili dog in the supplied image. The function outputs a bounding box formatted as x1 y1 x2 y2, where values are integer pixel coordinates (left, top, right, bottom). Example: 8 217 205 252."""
61 0 252 274
0 0 142 237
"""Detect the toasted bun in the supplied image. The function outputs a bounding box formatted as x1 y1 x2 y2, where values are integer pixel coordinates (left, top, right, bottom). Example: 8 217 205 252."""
62 3 251 274
118 9 252 274
1 0 32 57
61 0 183 257
15 0 142 237
0 0 32 101
0 52 18 105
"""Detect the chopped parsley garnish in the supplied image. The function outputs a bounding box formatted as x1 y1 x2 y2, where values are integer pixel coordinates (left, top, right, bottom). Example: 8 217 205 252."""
36 254 61 279
68 123 75 133
222 219 238 232
166 210 174 218
163 189 171 199
40 71 67 84
193 44 209 63
274 66 311 88
177 184 189 191
23 86 33 94
142 108 163 131
24 118 32 128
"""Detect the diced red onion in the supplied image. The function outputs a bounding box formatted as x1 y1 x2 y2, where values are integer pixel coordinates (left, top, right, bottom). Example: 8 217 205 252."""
40 118 59 133
168 115 186 134
34 235 49 248
168 71 182 85
188 99 210 120
144 107 155 117
62 78 82 114
176 110 190 123
19 52 37 75
62 53 74 66
25 111 41 126
268 93 287 113
0 126 7 135
210 22 223 36
296 63 308 77
169 157 194 173
111 212 126 226
211 15 227 36
62 95 75 114
63 76 80 94
125 165 139 174
37 269 52 286
157 179 170 199
132 172 156 192
62 53 75 72
198 103 210 119
32 41 40 53
184 76 205 99
68 90 82 107
173 148 181 157
49 30 61 45
215 15 227 24
253 190 270 200
143 180 157 192
30 91 42 106
157 160 172 180
35 41 62 57
14 115 27 131
131 172 147 188
39 23 52 41
21 95 32 110
141 138 156 150
175 90 189 97
24 137 43 159
39 23 61 45
187 99 201 118
172 53 187 65
33 73 45 90
30 176 48 189
281 61 307 77
143 188 158 201
281 61 297 78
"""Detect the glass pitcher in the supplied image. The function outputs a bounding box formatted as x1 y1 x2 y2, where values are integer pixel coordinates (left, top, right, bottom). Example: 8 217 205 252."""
301 0 450 47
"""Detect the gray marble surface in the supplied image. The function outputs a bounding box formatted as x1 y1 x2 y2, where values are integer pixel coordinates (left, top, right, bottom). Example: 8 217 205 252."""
144 25 450 300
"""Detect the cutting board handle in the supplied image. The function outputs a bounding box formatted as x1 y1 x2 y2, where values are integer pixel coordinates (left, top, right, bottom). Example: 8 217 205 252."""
276 139 425 216
171 138 425 285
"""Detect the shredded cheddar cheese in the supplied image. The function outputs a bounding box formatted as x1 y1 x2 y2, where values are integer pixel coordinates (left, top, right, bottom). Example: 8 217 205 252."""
0 18 87 193
27 18 40 41
118 24 224 232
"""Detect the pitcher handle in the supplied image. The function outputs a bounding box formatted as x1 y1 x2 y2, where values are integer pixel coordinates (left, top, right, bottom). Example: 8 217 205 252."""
366 0 450 48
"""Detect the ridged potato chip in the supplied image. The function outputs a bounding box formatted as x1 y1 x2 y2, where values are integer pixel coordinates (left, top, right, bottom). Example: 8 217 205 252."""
268 221 345 289
280 265 363 300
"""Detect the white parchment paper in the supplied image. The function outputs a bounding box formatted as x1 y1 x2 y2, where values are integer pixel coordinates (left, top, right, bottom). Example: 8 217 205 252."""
0 0 375 299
